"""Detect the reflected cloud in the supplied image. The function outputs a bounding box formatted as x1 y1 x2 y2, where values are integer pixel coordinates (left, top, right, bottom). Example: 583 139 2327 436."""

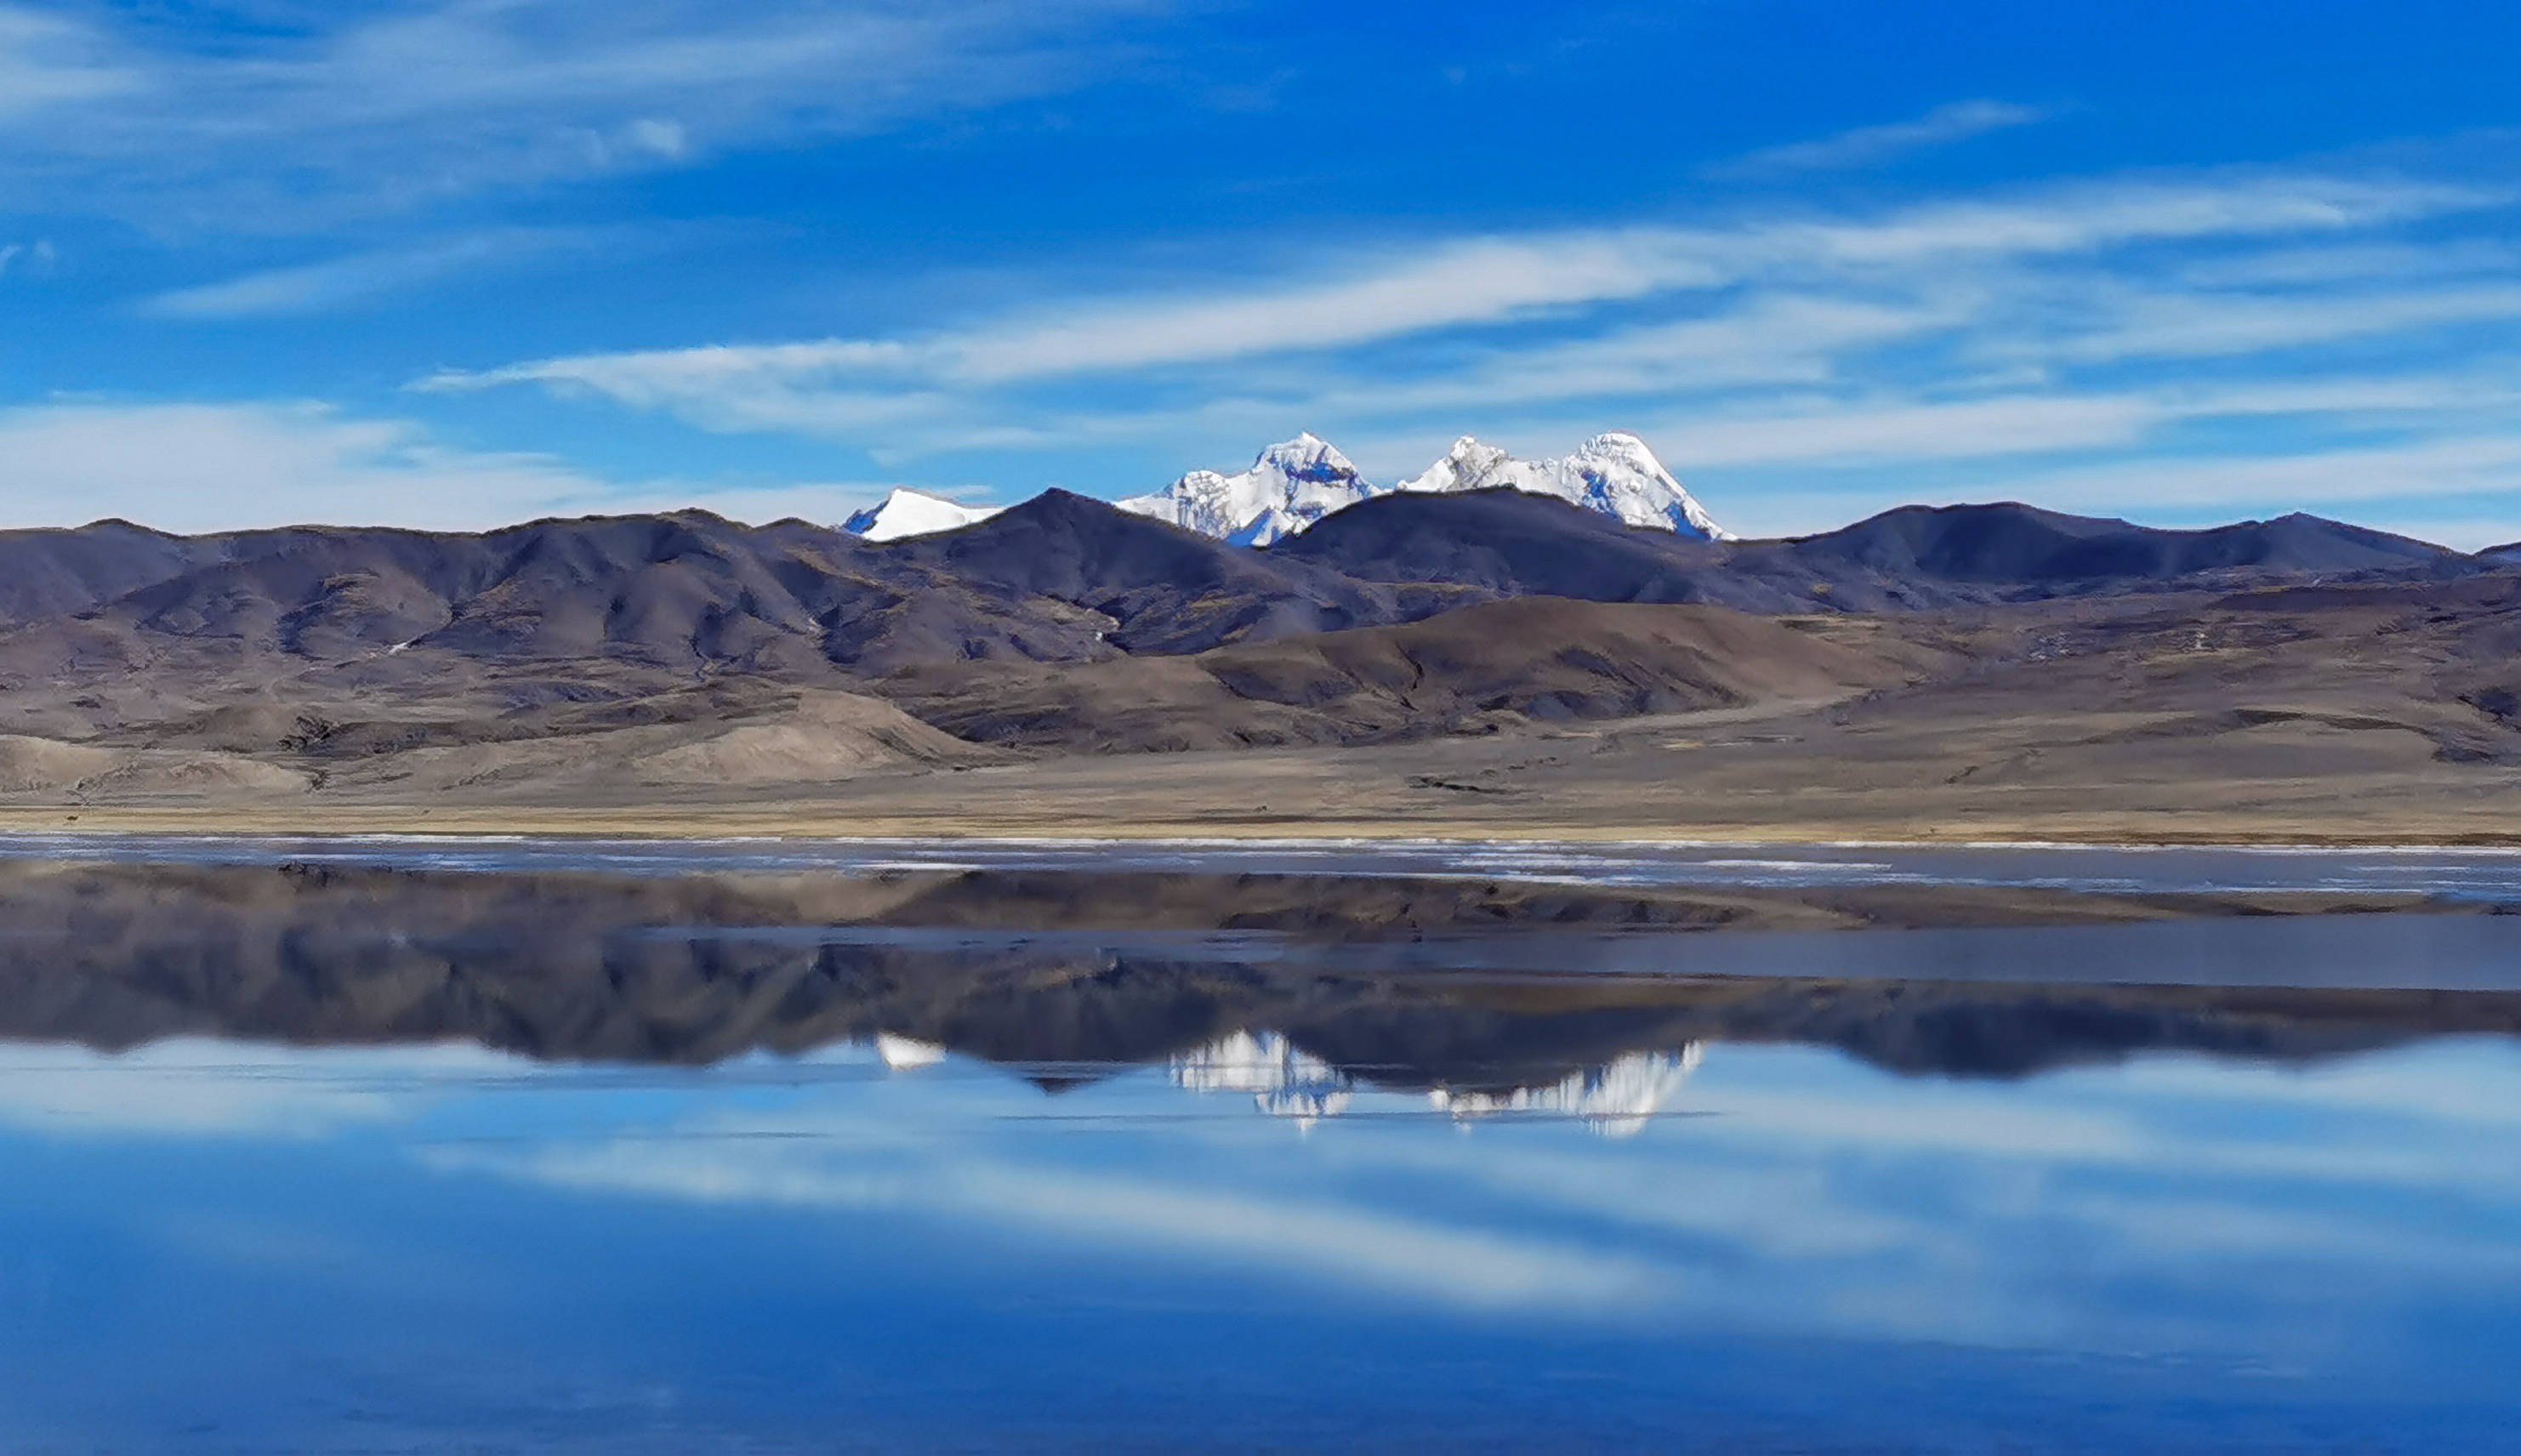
0 848 2517 1368
0 1038 522 1138
430 1116 1675 1314
2 1023 2518 1362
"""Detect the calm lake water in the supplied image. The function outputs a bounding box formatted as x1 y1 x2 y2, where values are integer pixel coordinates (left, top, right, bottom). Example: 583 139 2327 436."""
1 838 2518 1453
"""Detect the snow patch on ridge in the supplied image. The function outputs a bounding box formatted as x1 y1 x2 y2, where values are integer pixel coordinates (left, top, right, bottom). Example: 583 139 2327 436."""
842 487 1001 542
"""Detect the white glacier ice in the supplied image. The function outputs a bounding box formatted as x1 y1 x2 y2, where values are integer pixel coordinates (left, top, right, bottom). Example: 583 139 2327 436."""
1114 434 1381 547
1397 432 1732 541
841 487 1001 542
1114 429 1727 544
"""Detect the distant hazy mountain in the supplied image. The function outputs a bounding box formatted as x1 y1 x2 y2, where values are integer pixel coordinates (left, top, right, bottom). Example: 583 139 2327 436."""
1784 503 2463 586
1397 431 1733 541
839 487 1000 542
1115 434 1380 546
1283 492 2469 613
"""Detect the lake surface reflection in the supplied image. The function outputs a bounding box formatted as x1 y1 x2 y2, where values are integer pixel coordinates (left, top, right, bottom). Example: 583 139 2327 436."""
2 839 2518 1453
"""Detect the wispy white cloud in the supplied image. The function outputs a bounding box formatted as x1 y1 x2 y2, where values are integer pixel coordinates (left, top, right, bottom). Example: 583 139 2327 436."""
2006 435 2521 515
458 1132 1672 1311
2174 239 2521 288
1708 99 2053 177
1288 293 1982 417
2 0 1162 224
0 5 138 117
0 399 896 531
0 1038 517 1138
1766 175 2496 265
0 237 56 276
427 228 1736 396
2038 282 2521 362
139 230 586 319
1657 394 2164 469
396 157 2521 539
427 171 2499 427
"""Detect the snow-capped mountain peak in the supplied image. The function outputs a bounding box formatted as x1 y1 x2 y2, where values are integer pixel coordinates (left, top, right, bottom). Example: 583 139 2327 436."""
840 487 1000 543
1115 433 1380 547
1398 431 1732 541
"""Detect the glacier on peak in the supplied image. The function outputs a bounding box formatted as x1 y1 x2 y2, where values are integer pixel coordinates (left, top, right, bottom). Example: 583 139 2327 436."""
1114 432 1381 547
1397 432 1733 541
1117 429 1728 545
840 486 1001 543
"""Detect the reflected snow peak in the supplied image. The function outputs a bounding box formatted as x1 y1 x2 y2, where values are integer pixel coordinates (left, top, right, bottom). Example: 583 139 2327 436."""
1166 1030 1702 1137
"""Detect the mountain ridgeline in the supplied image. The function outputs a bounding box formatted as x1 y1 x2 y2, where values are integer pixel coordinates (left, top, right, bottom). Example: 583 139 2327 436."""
1108 430 1732 545
0 478 2509 798
0 490 2482 684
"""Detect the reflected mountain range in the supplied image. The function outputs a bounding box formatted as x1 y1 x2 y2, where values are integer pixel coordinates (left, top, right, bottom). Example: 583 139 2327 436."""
1166 1031 1705 1136
0 857 2517 1092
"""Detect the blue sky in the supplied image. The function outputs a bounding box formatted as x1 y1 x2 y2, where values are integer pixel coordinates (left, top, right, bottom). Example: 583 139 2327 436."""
2 0 2518 541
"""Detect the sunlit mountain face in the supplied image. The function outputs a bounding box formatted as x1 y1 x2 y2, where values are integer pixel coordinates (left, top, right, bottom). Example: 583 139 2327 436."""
1112 430 1727 547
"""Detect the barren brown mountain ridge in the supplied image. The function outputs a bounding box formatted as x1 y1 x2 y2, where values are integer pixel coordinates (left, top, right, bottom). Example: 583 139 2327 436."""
5 486 2520 841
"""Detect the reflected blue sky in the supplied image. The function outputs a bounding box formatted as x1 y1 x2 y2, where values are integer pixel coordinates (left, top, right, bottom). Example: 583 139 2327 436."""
3 1032 2518 1451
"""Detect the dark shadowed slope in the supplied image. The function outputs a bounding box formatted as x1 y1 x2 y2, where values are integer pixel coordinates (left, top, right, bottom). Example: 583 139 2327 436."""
874 487 1482 652
0 511 1123 690
0 520 223 621
1282 492 2477 612
0 494 1489 714
1273 489 1750 601
1274 488 1915 611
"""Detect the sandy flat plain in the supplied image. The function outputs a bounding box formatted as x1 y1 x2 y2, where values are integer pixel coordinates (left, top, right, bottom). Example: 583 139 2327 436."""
9 685 2518 845
9 567 2521 845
